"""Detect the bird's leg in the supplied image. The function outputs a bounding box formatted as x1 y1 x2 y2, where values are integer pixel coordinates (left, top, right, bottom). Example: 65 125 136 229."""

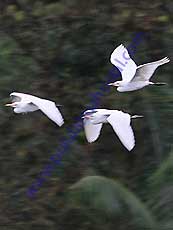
153 82 167 86
131 115 144 119
149 82 167 86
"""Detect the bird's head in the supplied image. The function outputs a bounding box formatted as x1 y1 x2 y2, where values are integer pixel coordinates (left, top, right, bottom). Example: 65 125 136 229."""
82 110 97 119
108 81 121 87
5 102 18 108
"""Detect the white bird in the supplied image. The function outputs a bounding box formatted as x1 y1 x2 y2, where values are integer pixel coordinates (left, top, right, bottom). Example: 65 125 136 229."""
108 44 170 92
82 109 143 151
5 92 64 126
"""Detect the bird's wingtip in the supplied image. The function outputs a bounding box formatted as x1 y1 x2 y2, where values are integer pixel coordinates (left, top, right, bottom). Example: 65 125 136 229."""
162 57 170 63
58 121 64 127
128 145 135 151
127 141 135 151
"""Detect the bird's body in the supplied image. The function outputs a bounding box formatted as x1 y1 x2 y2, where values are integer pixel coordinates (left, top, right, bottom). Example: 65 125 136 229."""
117 81 150 92
5 92 64 126
84 109 110 124
108 44 170 92
82 109 143 151
13 102 38 113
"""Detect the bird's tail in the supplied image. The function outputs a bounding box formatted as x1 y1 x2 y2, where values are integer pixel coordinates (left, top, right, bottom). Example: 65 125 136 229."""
131 115 144 119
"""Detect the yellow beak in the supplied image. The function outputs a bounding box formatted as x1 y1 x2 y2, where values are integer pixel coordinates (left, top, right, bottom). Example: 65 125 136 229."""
5 103 13 107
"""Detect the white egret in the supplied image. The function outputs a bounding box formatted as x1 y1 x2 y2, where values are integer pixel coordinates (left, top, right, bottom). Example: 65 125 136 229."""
108 44 170 92
82 109 143 151
5 92 64 126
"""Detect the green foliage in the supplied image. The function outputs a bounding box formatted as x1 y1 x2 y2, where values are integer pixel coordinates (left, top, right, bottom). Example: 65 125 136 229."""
0 0 172 229
69 176 157 229
149 151 173 189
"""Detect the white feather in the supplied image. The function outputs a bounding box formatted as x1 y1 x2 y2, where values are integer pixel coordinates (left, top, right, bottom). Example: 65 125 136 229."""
10 92 64 126
83 109 136 151
107 111 135 151
32 99 64 127
110 44 137 82
84 119 103 143
132 57 170 82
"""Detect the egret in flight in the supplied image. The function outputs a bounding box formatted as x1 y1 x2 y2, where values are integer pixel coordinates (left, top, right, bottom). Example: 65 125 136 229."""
82 109 143 151
5 92 64 126
108 44 170 92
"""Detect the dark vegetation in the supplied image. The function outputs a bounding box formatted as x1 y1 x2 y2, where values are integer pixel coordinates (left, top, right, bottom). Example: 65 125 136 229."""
0 0 172 229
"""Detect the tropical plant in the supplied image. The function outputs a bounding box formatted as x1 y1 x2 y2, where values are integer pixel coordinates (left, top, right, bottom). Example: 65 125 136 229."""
68 175 157 230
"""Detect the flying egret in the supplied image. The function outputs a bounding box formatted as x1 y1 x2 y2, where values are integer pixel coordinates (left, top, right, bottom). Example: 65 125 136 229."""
5 92 64 126
82 109 143 151
108 44 170 92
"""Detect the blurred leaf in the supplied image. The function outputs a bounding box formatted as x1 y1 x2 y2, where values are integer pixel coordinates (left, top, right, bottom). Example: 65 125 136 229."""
149 151 173 189
157 16 169 22
69 176 157 229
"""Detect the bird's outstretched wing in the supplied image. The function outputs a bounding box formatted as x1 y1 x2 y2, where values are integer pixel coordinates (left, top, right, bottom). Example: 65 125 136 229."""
110 44 137 82
10 92 64 126
107 111 135 151
132 57 170 82
32 99 64 126
84 119 103 143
